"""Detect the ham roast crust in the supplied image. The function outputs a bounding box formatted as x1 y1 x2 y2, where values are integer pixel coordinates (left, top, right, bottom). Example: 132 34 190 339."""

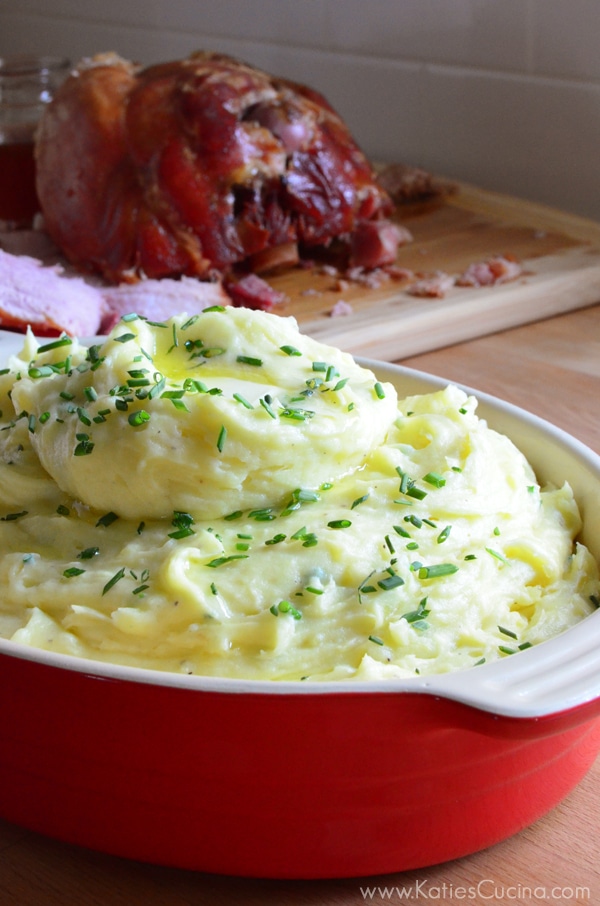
35 51 397 284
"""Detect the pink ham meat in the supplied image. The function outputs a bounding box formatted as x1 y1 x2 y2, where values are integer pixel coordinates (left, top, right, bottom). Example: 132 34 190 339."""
35 51 400 284
0 249 103 336
456 255 523 287
99 276 229 332
0 248 230 336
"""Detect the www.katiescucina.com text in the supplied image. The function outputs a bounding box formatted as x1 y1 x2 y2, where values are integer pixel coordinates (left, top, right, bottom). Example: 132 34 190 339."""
359 880 592 901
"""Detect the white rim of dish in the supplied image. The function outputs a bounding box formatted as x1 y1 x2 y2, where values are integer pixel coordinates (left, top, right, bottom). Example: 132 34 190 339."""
0 332 599 720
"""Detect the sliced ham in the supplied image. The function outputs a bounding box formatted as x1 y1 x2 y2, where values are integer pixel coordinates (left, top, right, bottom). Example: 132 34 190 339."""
99 276 230 332
0 247 230 337
0 249 103 336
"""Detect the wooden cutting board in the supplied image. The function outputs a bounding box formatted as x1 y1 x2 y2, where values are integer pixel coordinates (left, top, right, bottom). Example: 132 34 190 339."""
269 181 600 361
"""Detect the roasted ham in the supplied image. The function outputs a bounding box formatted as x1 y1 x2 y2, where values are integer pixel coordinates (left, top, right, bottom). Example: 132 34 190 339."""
35 51 401 285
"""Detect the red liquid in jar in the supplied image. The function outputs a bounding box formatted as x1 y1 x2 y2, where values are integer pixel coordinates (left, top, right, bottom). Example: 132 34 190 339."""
0 140 39 224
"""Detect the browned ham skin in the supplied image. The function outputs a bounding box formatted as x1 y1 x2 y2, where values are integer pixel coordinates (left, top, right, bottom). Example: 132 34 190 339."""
35 51 400 285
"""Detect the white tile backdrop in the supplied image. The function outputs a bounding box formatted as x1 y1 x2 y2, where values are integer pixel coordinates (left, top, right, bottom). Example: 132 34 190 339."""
1 0 599 220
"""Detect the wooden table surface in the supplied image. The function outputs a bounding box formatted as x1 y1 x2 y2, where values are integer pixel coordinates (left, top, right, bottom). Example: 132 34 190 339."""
1 303 599 904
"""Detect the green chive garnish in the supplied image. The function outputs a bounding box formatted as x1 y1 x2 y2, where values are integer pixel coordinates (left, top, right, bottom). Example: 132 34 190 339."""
128 410 150 427
237 355 263 367
102 567 126 595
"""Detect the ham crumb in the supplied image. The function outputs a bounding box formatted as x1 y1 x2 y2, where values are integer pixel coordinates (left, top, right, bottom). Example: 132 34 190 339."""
407 255 523 299
329 300 353 317
407 271 455 298
456 255 523 287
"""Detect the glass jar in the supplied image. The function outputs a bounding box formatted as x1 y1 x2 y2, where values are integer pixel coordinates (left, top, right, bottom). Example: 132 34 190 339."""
0 54 70 227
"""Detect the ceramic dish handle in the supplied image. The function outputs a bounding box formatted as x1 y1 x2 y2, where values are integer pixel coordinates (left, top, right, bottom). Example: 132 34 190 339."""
421 609 600 719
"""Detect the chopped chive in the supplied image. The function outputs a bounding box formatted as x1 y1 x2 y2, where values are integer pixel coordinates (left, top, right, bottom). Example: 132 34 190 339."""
78 546 99 560
224 510 243 521
418 563 459 579
406 485 427 500
56 504 70 516
351 493 369 509
237 355 263 367
63 567 85 578
437 525 452 544
271 600 302 620
0 510 28 522
499 645 516 656
168 527 195 540
259 397 277 419
233 393 253 409
37 336 73 353
498 625 518 640
249 507 275 521
369 635 384 646
280 345 302 356
74 435 94 456
378 574 405 591
486 547 508 564
305 586 324 595
312 362 327 372
216 425 227 452
401 598 430 624
102 567 126 595
327 519 351 529
374 382 386 399
128 410 150 427
280 407 315 421
114 333 136 344
265 533 287 545
302 533 319 547
96 512 118 528
206 555 249 568
423 471 446 488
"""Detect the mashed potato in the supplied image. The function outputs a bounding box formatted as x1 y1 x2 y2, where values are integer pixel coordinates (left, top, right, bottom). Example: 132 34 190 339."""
0 308 598 680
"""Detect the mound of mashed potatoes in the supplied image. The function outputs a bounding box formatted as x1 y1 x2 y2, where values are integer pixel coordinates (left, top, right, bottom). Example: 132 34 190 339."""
0 308 598 680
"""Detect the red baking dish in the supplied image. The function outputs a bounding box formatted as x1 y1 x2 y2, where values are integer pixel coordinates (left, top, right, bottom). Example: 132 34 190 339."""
1 358 599 879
